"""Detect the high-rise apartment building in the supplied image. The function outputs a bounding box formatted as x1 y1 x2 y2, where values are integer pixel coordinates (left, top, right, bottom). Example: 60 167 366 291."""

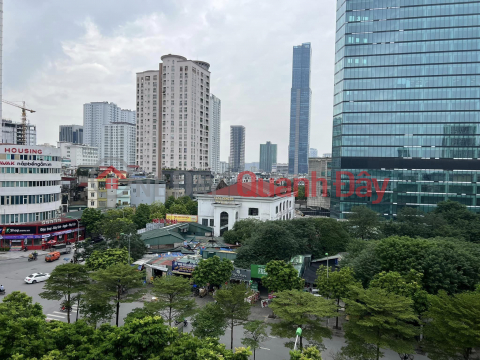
229 125 245 173
103 122 136 171
59 125 83 144
1 119 36 145
259 141 277 172
309 148 318 158
0 0 3 124
136 54 212 178
57 141 99 167
288 42 312 175
210 94 221 173
83 101 135 165
332 0 480 218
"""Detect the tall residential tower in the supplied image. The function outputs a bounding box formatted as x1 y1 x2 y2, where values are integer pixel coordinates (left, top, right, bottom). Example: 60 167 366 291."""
288 42 312 175
259 141 277 172
136 54 212 178
210 94 221 173
332 0 480 218
229 125 245 173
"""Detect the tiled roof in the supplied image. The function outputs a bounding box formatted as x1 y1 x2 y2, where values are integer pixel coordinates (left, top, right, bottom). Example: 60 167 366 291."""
207 181 290 198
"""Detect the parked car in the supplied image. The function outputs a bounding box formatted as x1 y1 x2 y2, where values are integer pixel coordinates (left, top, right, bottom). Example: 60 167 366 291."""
24 273 50 284
45 251 61 262
52 244 71 254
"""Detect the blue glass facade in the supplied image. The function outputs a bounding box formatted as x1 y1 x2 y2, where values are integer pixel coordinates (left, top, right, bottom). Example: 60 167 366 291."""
288 43 312 175
332 0 480 218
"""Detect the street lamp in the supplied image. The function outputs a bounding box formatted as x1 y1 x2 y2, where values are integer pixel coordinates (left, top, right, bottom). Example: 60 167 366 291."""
120 233 131 265
325 253 329 279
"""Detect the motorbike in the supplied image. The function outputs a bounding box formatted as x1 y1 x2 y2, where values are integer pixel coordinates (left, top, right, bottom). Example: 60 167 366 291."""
174 319 188 327
28 253 38 261
60 306 69 312
23 247 28 252
0 289 5 295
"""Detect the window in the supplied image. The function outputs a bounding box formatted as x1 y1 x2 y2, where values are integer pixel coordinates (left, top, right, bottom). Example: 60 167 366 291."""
248 208 259 216
202 219 208 226
276 206 278 214
209 219 214 227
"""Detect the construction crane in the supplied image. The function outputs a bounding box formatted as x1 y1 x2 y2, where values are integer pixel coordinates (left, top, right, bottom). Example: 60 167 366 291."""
2 100 36 145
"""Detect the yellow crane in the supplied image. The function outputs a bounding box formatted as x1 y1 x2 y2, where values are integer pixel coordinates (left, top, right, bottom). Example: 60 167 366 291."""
2 100 36 145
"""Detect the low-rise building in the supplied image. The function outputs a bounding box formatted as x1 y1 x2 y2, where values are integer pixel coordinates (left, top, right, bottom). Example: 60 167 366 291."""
57 142 99 167
196 181 295 236
130 179 166 206
307 156 331 211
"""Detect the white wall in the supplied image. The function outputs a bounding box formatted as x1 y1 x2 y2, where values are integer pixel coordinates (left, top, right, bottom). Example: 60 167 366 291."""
130 182 166 206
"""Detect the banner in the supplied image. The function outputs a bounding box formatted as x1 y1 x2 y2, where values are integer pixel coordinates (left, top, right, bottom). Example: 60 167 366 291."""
172 261 197 274
166 214 198 223
250 265 268 279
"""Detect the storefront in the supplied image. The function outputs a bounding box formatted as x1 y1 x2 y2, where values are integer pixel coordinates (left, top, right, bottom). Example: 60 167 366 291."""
0 218 85 250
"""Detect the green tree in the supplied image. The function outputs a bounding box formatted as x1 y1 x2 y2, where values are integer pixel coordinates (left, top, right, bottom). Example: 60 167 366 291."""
270 290 337 350
39 264 89 323
150 202 167 221
262 260 304 293
290 346 323 360
144 275 196 326
99 218 136 241
169 203 189 215
104 207 135 221
124 307 158 324
223 219 261 245
214 283 252 349
369 270 428 315
165 195 176 209
186 200 198 215
85 248 129 271
308 218 351 259
423 290 480 360
343 287 418 360
80 208 104 236
79 284 115 329
192 302 228 339
117 233 146 262
0 292 47 359
133 203 151 229
234 221 300 268
192 255 234 288
91 263 145 326
346 206 382 240
241 320 268 360
315 266 360 329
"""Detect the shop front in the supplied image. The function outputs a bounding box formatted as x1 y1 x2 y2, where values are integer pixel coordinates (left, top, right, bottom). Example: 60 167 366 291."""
0 218 85 250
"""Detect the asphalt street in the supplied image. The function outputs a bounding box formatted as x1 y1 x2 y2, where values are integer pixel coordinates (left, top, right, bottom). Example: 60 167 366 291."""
0 256 431 360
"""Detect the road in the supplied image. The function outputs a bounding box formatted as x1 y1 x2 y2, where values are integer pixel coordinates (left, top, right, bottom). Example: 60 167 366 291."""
0 257 431 360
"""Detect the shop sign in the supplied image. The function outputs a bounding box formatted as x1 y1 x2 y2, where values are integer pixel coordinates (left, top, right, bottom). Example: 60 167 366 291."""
172 261 196 274
250 265 268 278
1 225 37 235
231 267 251 281
39 221 78 234
214 196 234 204
166 214 198 223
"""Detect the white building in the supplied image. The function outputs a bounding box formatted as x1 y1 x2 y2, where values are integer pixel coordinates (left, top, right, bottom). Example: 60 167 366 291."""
57 142 99 167
219 161 228 174
135 70 160 177
103 122 135 171
0 144 62 225
210 94 221 173
136 54 211 177
196 181 295 237
130 179 166 207
272 163 288 174
83 101 135 162
1 119 36 145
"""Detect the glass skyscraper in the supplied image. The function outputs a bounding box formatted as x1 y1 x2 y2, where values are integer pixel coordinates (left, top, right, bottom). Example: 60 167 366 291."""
289 42 312 175
332 0 480 218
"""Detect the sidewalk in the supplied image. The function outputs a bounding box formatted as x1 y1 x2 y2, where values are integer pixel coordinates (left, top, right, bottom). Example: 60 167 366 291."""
0 250 49 261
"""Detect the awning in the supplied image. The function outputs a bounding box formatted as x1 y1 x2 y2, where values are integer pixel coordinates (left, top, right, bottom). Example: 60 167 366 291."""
146 264 168 272
303 262 321 284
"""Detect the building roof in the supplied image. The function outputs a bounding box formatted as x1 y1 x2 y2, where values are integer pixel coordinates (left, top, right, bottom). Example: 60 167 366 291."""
206 181 291 198
140 228 185 243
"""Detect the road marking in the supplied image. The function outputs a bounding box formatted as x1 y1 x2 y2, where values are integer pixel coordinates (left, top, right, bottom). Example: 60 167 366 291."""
268 336 277 339
46 318 59 321
53 311 68 315
47 314 65 318
259 347 270 351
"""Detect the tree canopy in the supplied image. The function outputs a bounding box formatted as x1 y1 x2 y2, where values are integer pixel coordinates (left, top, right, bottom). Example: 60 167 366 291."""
85 248 129 271
192 256 234 288
262 260 304 293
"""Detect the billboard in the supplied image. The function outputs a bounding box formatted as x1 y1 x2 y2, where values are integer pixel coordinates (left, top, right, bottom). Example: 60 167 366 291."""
172 261 196 275
250 265 268 279
166 214 198 223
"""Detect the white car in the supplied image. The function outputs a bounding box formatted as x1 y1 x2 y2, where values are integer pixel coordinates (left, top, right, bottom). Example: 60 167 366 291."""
24 273 50 284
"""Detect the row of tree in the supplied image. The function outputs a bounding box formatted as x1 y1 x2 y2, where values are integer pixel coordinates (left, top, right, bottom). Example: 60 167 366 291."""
346 200 480 242
224 218 350 268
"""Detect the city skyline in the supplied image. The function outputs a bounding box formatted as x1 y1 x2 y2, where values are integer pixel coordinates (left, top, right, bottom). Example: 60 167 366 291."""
2 1 335 163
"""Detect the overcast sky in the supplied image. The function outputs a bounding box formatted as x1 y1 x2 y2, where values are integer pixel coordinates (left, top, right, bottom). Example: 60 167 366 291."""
3 0 336 163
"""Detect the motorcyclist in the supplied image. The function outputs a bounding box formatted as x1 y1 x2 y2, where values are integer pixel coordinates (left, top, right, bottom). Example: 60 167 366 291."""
0 285 5 292
33 251 38 259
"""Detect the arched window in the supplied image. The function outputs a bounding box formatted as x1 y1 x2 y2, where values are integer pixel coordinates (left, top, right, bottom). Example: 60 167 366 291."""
220 211 229 236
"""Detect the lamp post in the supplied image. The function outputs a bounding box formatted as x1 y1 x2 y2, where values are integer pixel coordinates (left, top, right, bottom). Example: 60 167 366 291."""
120 233 131 265
325 253 329 279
